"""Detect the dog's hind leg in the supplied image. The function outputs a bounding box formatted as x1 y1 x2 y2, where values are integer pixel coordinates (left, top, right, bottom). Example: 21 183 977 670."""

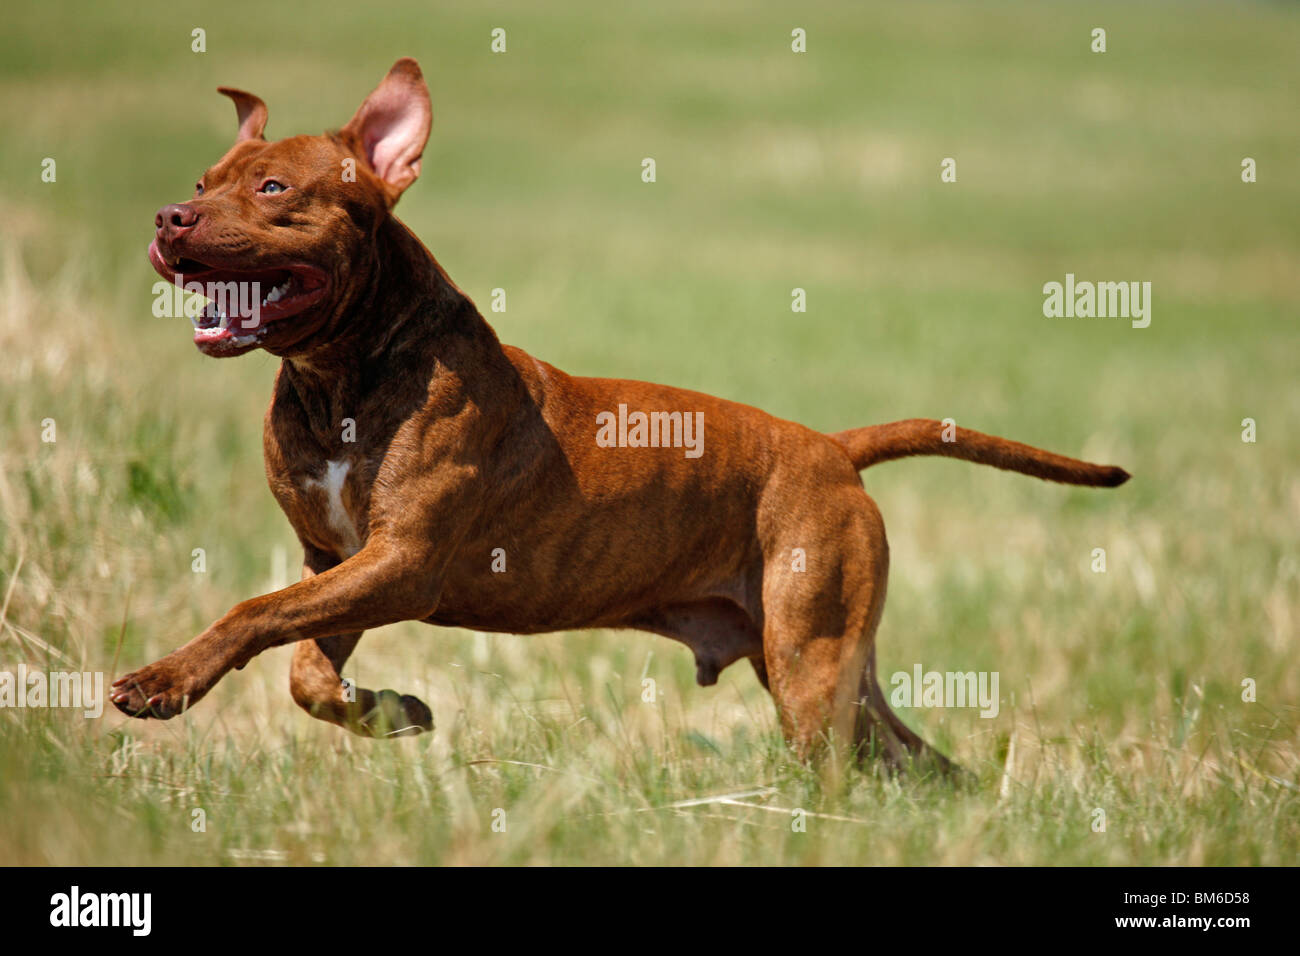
759 475 956 775
758 478 885 765
853 646 959 775
828 500 959 775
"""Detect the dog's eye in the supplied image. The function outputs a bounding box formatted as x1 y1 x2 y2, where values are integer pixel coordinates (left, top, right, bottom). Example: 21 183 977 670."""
259 180 288 195
195 182 204 196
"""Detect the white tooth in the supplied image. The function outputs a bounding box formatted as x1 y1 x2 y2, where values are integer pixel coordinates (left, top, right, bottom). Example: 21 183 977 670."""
266 286 283 304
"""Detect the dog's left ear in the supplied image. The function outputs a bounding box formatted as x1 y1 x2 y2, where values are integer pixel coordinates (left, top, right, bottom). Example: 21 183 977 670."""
217 87 268 142
340 58 433 204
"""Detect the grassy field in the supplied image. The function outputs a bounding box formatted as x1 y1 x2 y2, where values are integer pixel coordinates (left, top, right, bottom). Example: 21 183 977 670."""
1 0 1297 865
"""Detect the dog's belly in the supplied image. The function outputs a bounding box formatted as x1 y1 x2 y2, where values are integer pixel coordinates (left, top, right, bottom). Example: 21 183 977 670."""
423 584 753 636
426 535 755 634
426 484 760 633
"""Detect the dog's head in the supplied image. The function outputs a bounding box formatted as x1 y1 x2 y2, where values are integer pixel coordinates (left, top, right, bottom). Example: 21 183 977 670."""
149 58 432 357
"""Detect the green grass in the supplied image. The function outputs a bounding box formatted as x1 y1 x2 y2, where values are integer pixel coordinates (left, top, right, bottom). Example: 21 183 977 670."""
1 0 1297 865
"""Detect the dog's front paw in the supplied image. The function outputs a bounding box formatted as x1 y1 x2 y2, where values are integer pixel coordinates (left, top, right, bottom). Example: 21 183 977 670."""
111 657 198 719
349 689 434 738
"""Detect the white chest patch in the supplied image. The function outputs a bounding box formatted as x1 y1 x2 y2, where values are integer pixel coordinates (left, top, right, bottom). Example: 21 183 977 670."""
304 459 362 558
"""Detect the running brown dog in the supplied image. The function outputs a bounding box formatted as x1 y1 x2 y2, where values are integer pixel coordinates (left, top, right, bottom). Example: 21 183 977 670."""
114 58 1129 771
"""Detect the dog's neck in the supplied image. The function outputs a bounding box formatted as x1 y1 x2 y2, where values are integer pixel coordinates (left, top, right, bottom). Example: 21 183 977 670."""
278 215 502 453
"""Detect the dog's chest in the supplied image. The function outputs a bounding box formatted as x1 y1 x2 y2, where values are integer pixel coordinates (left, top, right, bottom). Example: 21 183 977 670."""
299 458 364 558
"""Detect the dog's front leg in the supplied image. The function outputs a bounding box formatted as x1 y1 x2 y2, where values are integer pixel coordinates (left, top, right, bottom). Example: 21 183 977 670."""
287 546 433 738
111 537 449 720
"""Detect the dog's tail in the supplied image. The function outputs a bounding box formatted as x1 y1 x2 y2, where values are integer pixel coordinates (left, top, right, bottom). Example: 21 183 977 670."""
829 419 1130 487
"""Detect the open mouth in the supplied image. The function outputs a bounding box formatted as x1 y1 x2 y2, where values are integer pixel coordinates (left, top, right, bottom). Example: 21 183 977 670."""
148 240 330 354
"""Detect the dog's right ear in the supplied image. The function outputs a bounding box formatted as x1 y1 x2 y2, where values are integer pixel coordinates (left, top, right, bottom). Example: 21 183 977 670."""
217 87 268 142
339 58 433 204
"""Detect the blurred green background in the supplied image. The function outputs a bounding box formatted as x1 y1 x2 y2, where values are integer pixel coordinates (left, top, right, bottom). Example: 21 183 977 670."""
0 0 1296 864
